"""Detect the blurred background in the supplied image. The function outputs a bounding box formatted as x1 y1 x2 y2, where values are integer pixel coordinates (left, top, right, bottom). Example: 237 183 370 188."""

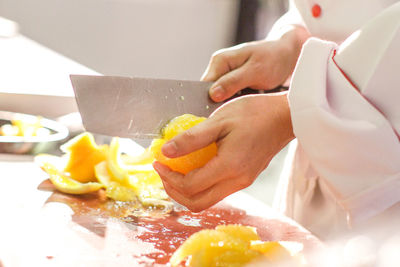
0 0 289 205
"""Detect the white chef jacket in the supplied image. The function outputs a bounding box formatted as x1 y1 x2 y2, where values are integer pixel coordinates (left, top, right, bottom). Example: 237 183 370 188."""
273 0 400 239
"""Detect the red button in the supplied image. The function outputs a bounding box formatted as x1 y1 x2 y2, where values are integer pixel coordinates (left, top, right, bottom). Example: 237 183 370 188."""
311 4 322 18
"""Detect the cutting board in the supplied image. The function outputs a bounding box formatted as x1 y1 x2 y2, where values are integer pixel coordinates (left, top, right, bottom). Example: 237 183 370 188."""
0 160 321 267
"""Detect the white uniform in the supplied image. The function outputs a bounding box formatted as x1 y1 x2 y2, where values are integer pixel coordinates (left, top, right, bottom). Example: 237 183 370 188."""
273 0 400 239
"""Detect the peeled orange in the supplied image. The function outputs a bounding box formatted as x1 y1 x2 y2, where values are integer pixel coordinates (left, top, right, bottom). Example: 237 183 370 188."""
150 114 217 174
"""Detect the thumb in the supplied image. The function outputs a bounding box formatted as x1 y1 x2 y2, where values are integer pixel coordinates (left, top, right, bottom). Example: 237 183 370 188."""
161 118 221 158
209 65 253 102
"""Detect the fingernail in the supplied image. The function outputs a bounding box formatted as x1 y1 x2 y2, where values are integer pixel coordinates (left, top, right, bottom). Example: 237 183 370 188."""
210 85 224 101
162 141 178 157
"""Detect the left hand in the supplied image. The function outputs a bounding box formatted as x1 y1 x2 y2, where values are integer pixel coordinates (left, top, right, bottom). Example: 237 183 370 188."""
153 92 294 212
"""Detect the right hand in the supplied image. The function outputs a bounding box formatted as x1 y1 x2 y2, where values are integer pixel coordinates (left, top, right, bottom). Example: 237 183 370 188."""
153 92 294 212
203 27 309 102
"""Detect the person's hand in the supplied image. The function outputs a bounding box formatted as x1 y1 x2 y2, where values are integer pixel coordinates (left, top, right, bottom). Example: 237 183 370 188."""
152 92 294 212
203 26 309 102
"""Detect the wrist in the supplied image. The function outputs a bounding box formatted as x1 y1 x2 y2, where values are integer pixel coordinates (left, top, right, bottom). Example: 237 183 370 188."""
275 92 295 146
278 26 310 67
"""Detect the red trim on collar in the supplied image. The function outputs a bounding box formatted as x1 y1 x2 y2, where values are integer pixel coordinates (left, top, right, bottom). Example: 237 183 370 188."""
331 49 359 91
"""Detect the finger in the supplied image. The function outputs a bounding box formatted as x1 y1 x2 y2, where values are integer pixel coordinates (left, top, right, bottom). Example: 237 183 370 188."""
200 52 230 83
209 64 255 102
156 153 231 197
201 46 250 82
153 160 189 196
161 118 222 158
162 174 247 212
152 161 178 179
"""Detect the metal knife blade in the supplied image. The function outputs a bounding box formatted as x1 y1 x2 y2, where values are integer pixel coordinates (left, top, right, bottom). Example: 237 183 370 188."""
70 75 222 139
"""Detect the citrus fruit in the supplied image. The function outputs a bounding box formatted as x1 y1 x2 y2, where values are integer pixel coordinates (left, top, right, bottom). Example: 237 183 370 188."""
170 229 249 266
95 160 166 203
169 224 302 267
105 181 137 202
36 132 170 205
11 115 42 137
250 241 292 262
150 114 217 174
215 224 260 243
121 148 154 166
41 162 104 194
61 132 108 183
128 171 167 202
94 161 113 187
106 137 128 183
170 224 266 267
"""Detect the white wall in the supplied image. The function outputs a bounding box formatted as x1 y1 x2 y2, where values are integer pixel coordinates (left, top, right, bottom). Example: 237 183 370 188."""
0 0 239 80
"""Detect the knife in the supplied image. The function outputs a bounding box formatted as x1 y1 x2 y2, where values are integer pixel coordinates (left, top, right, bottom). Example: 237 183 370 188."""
71 75 287 139
71 75 222 139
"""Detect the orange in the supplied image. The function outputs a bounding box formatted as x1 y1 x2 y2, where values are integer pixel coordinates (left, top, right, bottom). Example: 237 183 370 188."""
250 241 292 262
170 225 264 267
169 229 251 266
150 114 217 174
95 160 167 203
215 224 260 243
105 181 137 202
169 224 303 267
41 162 104 195
61 132 108 183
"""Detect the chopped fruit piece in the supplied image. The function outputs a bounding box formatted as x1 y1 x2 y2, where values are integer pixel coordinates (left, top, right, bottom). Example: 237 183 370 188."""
61 132 108 183
215 224 260 243
107 137 155 183
0 124 19 136
127 170 166 201
105 181 136 202
150 114 217 174
121 148 154 165
94 161 113 187
170 229 249 267
250 241 292 262
36 132 170 205
41 162 103 194
170 224 303 267
12 115 42 137
95 160 168 203
212 249 263 267
106 137 128 183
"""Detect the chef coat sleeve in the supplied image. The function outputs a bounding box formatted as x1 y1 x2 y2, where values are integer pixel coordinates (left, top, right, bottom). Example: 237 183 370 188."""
266 0 306 40
287 2 400 225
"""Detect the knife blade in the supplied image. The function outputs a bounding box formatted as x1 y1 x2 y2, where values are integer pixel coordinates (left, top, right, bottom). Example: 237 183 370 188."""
71 75 222 139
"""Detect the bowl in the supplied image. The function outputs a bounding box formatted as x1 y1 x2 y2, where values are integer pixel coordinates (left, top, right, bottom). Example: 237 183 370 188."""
0 111 69 154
